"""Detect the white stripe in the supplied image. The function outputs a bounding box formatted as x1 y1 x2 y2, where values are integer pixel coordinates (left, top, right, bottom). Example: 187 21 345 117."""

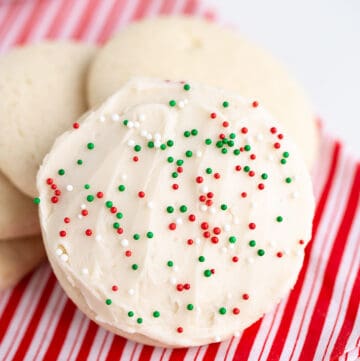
172 0 188 14
119 339 134 361
223 335 242 361
0 266 51 360
87 327 109 360
0 0 37 53
280 151 356 361
343 310 360 360
66 313 91 361
317 208 360 360
0 3 12 26
23 283 67 361
126 342 143 361
117 0 141 30
150 347 167 361
97 332 115 361
183 345 207 361
145 0 164 17
214 337 233 361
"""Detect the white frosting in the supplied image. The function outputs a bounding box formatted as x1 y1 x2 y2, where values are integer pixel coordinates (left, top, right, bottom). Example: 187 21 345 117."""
37 78 314 347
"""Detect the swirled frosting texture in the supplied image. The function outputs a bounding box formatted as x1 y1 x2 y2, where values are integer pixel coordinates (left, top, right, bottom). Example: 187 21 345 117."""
37 78 314 347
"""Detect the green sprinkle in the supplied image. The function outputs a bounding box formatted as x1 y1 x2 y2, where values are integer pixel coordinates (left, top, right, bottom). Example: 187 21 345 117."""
229 236 237 244
219 307 227 315
167 260 174 267
198 256 205 262
283 151 290 158
221 148 228 154
160 144 166 150
113 222 120 229
134 145 141 152
229 133 236 139
205 138 212 145
244 145 251 151
77 159 83 165
257 249 265 256
133 233 140 240
169 100 176 107
228 140 235 147
146 231 154 239
33 197 40 205
244 166 250 172
105 201 113 208
118 184 126 192
185 150 193 158
281 159 287 165
191 129 198 136
87 142 94 150
183 83 190 91
187 303 194 310
172 172 178 178
220 204 228 211
132 264 139 270
153 311 160 318
166 206 174 214
58 169 65 176
276 216 283 222
123 120 128 126
116 212 123 219
105 299 112 305
261 173 268 180
167 140 174 147
222 101 229 108
204 269 212 277
206 167 212 174
233 149 240 155
87 195 94 202
137 317 143 324
184 130 191 137
180 205 187 213
84 184 90 190
216 141 223 148
148 141 154 148
167 156 174 163
128 311 134 317
249 240 256 247
285 177 292 183
176 159 184 166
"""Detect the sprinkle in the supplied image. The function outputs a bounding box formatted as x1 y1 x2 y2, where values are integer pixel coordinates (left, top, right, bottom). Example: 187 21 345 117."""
229 236 237 244
183 83 190 91
146 231 154 238
219 307 227 315
128 311 134 317
252 101 259 108
60 254 68 262
75 159 81 165
177 327 183 333
132 264 139 270
233 308 240 315
33 197 40 205
285 177 292 183
232 256 239 263
185 150 193 158
198 256 205 262
222 101 229 108
242 294 250 300
249 223 256 230
128 289 135 296
137 318 143 324
153 311 160 318
276 216 283 222
167 260 174 267
105 299 112 305
204 269 212 277
85 229 92 236
187 304 194 311
87 142 94 150
257 249 265 256
169 100 176 107
138 191 145 198
220 204 227 211
249 240 256 247
121 239 129 247
66 185 73 191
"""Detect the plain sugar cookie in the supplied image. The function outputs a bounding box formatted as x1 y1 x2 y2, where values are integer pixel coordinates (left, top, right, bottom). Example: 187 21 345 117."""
0 41 96 197
0 172 39 240
88 16 318 168
37 78 314 347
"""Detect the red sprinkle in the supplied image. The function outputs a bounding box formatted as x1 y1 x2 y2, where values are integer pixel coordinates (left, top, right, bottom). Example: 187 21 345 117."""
211 269 215 274
64 217 70 224
206 199 213 206
274 142 281 149
112 285 118 291
258 183 265 190
241 127 248 134
242 293 249 300
203 231 211 238
214 173 221 179
176 284 184 292
201 222 209 230
211 236 219 244
51 196 58 204
250 154 256 160
172 183 179 190
222 121 229 128
213 227 221 235
235 165 242 171
96 192 103 199
232 256 239 263
299 239 305 245
85 229 92 236
241 192 247 198
46 178 53 185
51 184 57 190
249 171 255 177
252 101 259 108
233 307 240 315
184 283 191 290
210 112 217 119
277 252 283 258
138 191 145 198
125 250 132 257
54 189 61 196
187 239 194 245
188 214 196 222
199 195 206 202
207 192 214 198
117 228 124 234
73 122 80 129
219 133 226 140
278 133 284 140
81 209 88 216
133 156 139 162
59 230 66 237
169 223 177 230
249 223 256 230
110 206 117 213
196 176 203 184
177 166 183 173
270 127 277 134
177 327 183 333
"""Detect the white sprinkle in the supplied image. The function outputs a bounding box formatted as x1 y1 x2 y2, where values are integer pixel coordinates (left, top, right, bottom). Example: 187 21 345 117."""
173 265 179 272
201 185 209 193
66 185 73 192
196 150 202 157
245 135 253 143
99 115 106 122
146 134 152 140
55 248 63 256
224 224 231 232
111 113 120 122
234 331 240 338
121 239 129 247
284 249 290 255
82 268 89 275
138 114 146 122
178 100 185 108
176 217 183 225
80 204 86 209
128 288 135 296
229 243 235 249
127 121 134 128
140 130 148 137
60 254 69 262
257 133 264 141
221 247 228 254
170 277 177 285
210 207 216 214
154 133 161 141
195 238 201 245
201 205 208 212
147 201 154 209
214 336 221 342
268 155 274 161
292 191 299 199
128 139 135 147
134 121 140 128
95 235 102 242
247 257 254 264
77 214 83 219
154 140 161 148
250 201 257 209
121 174 127 180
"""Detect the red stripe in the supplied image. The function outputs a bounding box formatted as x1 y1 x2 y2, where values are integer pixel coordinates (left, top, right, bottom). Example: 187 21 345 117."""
232 319 263 360
71 0 101 40
0 1 22 40
104 334 127 361
42 299 77 360
298 164 360 360
330 266 360 359
0 271 33 343
11 273 57 361
266 141 341 359
65 314 88 360
46 0 75 38
168 347 188 361
224 337 235 360
74 321 99 360
96 0 128 44
137 345 155 361
159 0 177 15
183 0 199 15
132 0 154 21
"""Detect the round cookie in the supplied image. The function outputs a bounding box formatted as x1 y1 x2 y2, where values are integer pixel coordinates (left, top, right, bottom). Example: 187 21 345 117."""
0 172 39 240
0 41 96 197
37 78 315 347
88 16 318 168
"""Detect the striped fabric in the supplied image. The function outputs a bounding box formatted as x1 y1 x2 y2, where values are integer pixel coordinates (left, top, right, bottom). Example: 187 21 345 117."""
0 1 359 360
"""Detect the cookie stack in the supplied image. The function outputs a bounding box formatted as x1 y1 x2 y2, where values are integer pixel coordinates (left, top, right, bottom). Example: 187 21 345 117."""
0 16 316 348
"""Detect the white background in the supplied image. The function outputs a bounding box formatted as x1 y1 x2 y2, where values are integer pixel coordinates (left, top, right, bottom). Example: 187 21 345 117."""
210 0 360 157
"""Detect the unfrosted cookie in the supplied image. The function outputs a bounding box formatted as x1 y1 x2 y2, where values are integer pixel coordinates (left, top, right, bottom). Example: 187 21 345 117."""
37 78 314 347
0 41 96 197
0 172 39 240
88 16 318 168
0 235 45 290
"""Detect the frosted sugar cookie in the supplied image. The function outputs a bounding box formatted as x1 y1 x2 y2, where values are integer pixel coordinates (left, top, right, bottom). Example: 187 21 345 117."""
37 78 314 347
0 41 96 197
87 16 318 168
